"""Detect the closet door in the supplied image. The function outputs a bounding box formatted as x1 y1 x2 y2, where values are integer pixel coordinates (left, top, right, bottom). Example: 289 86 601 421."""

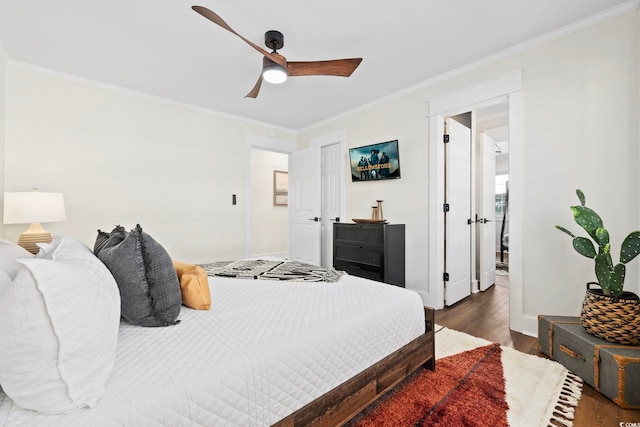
479 133 496 291
288 147 321 265
444 117 471 306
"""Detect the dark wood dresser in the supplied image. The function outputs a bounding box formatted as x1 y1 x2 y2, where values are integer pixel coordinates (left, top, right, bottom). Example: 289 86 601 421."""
332 223 405 287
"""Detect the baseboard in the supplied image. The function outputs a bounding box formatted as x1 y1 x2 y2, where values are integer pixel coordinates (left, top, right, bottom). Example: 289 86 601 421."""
521 314 539 338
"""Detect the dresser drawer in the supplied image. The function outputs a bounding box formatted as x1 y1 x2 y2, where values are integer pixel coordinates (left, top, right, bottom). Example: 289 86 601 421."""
334 224 384 246
334 244 382 267
332 223 405 287
334 260 383 282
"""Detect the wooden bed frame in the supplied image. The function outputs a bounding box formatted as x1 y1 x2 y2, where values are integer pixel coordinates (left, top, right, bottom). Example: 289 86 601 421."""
274 306 435 427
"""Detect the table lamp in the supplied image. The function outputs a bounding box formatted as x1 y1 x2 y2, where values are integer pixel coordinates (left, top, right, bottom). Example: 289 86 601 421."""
3 191 66 254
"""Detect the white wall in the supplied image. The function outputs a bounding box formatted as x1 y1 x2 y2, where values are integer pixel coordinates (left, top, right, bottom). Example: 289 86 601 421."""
302 91 434 304
0 47 6 239
1 9 638 337
250 148 288 257
298 10 640 335
2 63 295 263
495 154 509 175
517 10 639 325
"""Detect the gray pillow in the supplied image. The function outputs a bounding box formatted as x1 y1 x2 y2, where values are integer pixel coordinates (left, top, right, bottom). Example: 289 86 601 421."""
95 225 181 327
93 229 120 255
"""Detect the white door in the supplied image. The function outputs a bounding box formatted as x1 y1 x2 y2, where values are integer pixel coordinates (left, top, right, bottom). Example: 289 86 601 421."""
288 147 321 265
321 143 342 267
479 133 497 291
444 117 472 305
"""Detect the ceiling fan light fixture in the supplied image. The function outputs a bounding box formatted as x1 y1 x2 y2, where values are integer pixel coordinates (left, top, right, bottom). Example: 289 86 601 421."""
262 63 287 84
192 7 362 98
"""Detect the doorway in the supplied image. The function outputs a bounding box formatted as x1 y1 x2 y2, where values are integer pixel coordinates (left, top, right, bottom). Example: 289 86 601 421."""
244 134 296 259
476 103 510 291
426 71 525 332
249 147 289 258
442 108 507 306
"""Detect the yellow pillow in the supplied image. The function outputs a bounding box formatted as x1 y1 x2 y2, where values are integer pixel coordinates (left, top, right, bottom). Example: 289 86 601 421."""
172 260 211 310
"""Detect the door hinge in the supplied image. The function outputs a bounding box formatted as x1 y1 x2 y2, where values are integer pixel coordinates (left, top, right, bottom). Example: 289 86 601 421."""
443 203 450 212
443 134 450 143
443 272 450 282
467 218 472 225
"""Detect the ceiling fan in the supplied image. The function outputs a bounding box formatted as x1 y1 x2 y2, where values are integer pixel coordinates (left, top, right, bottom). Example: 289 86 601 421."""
192 6 363 98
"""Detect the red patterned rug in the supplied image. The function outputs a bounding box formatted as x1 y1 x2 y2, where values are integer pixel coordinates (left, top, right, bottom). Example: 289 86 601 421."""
346 327 583 427
347 343 508 427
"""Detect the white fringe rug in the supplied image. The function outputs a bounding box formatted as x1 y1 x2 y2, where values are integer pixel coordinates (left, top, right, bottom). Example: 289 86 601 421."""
435 326 583 427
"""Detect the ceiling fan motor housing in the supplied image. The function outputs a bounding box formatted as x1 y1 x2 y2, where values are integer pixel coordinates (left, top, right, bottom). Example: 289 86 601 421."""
265 30 284 51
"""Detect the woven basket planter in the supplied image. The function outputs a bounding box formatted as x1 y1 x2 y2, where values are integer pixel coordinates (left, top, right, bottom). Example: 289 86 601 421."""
580 282 640 345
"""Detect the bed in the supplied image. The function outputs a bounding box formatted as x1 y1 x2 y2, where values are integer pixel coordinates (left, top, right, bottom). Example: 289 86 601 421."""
0 236 434 426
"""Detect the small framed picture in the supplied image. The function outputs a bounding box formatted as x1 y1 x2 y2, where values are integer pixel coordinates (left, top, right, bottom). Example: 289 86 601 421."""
273 170 288 206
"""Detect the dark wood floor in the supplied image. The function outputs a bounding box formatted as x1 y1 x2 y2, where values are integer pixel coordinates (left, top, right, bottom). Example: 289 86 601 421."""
434 272 640 426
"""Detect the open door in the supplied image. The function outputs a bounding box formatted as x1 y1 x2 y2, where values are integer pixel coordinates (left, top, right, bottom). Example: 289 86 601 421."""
444 117 472 305
320 143 342 267
288 147 321 265
479 133 497 291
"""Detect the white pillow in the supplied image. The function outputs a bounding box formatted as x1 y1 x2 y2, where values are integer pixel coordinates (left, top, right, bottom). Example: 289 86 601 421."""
35 234 64 256
0 236 121 414
35 234 90 258
0 239 34 279
0 269 11 295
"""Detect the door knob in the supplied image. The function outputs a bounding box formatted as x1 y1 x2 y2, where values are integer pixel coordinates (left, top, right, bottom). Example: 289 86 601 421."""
308 217 321 222
330 217 340 222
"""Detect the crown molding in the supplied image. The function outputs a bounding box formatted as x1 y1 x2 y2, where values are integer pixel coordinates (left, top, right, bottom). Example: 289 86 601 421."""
8 61 298 135
300 0 639 133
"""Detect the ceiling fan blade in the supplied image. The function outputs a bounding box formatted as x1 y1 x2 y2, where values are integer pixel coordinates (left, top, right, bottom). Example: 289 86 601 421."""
287 58 362 77
192 6 286 67
244 74 264 98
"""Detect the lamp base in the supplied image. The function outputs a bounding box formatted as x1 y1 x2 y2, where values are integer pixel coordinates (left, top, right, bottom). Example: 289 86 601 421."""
18 223 53 254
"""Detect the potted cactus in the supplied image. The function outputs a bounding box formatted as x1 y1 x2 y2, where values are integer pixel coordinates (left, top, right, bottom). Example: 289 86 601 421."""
556 189 640 344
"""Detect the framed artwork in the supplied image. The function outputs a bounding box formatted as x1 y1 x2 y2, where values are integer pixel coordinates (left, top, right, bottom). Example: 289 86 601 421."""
273 170 288 206
349 139 401 182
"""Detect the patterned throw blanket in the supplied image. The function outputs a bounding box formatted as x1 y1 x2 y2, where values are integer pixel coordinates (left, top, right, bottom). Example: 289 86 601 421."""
199 259 345 282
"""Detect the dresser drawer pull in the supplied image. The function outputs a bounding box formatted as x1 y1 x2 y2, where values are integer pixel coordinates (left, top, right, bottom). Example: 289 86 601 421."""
559 344 585 362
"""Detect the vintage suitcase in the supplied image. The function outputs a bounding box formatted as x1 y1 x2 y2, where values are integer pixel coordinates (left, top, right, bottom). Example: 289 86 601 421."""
538 315 640 409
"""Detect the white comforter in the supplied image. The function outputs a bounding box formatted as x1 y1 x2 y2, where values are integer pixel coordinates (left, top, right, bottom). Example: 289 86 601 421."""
0 274 425 426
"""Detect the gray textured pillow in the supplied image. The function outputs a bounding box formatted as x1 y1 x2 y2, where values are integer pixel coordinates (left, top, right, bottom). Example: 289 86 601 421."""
93 229 116 255
95 225 181 327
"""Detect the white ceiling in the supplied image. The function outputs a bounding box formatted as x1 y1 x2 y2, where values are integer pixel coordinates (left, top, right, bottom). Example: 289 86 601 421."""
0 0 632 130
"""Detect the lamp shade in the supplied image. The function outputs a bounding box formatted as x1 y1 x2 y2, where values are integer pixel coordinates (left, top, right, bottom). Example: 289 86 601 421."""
262 63 287 84
3 192 66 225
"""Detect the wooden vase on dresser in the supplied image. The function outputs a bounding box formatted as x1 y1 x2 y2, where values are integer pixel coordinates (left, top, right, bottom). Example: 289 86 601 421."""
332 222 405 287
